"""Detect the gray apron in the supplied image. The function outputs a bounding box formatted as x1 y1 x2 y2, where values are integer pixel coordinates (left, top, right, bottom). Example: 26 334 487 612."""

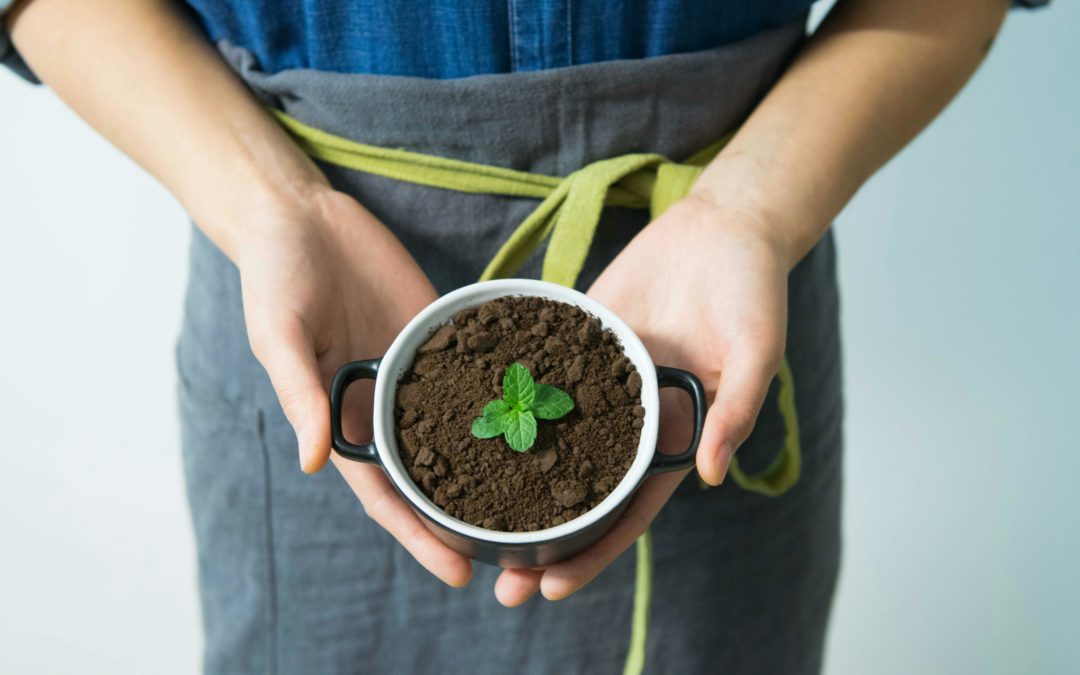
177 15 842 674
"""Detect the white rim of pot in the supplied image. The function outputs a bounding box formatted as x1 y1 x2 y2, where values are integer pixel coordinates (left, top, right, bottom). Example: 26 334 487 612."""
373 279 660 545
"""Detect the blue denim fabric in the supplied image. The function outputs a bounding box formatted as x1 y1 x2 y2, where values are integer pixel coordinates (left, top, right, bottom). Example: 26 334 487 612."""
184 0 817 78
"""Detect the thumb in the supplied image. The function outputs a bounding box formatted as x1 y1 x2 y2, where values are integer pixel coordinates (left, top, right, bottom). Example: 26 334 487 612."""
250 319 332 474
696 345 779 486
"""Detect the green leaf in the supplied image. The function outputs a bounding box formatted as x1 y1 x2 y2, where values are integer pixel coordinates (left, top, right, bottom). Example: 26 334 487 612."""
482 399 512 418
503 409 538 452
471 399 511 438
471 415 507 439
530 383 574 420
502 362 535 409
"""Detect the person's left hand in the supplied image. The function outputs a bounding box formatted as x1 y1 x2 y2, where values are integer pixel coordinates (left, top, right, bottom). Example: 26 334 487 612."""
493 194 796 606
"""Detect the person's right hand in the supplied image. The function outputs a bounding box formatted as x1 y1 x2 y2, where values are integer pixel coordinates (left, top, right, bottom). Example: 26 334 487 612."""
235 187 473 588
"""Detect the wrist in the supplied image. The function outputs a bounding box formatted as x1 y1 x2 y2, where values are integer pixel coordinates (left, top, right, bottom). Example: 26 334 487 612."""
682 185 803 272
690 148 833 270
184 151 332 263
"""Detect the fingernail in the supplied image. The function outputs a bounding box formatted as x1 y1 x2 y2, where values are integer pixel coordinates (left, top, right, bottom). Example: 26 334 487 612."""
714 443 734 484
297 431 313 473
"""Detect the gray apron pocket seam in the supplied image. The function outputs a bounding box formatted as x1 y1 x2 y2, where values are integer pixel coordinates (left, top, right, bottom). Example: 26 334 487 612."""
254 408 280 675
178 380 279 674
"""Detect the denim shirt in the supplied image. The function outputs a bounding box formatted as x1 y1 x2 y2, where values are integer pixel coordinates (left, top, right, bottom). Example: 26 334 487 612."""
0 1 1052 82
184 0 815 78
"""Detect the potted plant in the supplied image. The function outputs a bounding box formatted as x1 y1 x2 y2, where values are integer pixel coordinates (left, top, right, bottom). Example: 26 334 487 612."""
330 280 705 568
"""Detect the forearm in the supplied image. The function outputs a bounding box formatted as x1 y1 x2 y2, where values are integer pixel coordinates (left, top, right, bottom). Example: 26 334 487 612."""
692 0 1010 266
6 0 327 260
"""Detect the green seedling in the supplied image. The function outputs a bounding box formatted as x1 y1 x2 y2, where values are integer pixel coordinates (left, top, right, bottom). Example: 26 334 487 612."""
471 362 574 452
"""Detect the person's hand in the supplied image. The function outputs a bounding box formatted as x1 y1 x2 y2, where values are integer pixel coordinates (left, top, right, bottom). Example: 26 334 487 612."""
493 194 793 605
236 187 473 587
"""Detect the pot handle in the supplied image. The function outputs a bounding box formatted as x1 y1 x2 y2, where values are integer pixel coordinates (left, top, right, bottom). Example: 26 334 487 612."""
647 366 707 474
329 357 384 465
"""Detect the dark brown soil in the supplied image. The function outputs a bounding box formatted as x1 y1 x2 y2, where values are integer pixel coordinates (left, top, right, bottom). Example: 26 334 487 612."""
394 296 643 532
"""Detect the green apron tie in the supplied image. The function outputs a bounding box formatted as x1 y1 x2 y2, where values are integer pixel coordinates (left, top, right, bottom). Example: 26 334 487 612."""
480 154 709 286
273 112 726 290
274 110 802 673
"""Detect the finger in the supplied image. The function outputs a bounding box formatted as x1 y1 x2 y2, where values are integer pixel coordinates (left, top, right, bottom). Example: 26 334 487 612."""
250 318 332 474
494 568 543 607
655 387 693 456
341 374 375 447
539 471 683 600
697 345 779 486
333 454 474 588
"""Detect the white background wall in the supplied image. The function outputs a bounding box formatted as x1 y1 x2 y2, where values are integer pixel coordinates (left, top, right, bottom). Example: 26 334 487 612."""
814 2 1079 673
1 4 1076 673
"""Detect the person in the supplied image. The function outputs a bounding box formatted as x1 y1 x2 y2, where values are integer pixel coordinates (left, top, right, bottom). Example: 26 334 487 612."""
1 0 1046 673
